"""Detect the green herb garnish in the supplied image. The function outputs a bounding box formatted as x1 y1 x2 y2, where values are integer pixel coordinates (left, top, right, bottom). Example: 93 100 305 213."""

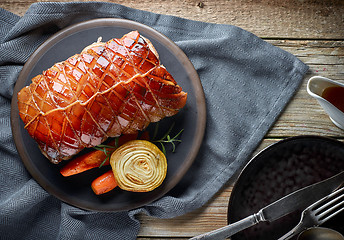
93 138 119 168
152 122 184 155
93 122 183 167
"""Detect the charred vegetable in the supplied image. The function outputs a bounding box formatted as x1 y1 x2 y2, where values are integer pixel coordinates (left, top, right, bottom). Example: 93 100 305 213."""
110 140 167 192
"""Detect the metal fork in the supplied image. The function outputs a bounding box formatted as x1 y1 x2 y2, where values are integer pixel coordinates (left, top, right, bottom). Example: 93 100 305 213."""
278 186 344 240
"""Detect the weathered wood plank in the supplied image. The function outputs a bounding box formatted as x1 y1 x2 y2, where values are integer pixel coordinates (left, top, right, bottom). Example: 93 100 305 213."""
137 186 233 237
136 38 344 237
136 139 277 237
268 74 344 137
1 0 343 238
1 0 344 39
138 137 344 237
265 40 344 137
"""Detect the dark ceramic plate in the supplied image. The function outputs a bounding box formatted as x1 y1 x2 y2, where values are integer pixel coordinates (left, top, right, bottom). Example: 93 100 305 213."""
11 18 206 212
228 136 344 240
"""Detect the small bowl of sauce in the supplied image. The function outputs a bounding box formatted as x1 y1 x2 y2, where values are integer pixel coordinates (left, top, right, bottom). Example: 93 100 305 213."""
307 76 344 130
322 86 344 113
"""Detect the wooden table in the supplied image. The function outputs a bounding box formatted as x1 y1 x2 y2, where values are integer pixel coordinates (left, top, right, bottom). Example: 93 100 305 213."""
2 0 344 239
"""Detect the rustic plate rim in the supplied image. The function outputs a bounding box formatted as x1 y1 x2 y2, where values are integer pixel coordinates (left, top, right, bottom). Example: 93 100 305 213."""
10 18 206 212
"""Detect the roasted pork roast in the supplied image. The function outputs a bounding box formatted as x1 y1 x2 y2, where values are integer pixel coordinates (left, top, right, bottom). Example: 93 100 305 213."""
17 31 187 163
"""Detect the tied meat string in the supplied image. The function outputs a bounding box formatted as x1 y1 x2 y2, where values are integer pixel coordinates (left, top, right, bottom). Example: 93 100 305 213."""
93 122 184 168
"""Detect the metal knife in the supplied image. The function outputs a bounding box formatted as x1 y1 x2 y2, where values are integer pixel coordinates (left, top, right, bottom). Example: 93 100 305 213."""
190 171 344 240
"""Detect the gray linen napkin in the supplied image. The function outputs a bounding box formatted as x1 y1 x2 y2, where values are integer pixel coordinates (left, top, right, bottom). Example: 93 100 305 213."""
0 2 309 239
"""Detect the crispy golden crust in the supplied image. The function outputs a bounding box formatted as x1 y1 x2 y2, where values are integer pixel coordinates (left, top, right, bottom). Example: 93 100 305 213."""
17 31 187 163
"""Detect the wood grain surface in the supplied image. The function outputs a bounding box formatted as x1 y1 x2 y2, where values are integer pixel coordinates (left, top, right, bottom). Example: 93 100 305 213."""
1 0 343 239
1 0 344 39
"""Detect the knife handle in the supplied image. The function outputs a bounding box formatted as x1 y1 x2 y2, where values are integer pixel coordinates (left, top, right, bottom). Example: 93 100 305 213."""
189 212 264 240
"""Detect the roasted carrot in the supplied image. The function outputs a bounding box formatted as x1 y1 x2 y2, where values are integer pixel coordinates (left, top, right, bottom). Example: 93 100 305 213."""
60 151 108 177
60 133 138 177
89 131 152 195
91 170 117 195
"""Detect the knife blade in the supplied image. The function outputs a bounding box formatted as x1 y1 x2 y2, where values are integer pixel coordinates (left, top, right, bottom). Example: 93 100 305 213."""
190 171 344 240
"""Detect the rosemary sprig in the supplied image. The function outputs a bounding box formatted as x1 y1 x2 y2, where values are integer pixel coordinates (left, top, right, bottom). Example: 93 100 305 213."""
152 122 184 155
93 138 119 168
93 122 183 167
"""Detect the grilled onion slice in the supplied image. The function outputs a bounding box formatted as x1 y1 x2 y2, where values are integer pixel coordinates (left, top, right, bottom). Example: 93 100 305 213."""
110 140 167 192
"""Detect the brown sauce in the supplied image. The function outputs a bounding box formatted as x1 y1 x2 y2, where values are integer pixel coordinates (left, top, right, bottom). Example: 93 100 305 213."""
321 86 344 113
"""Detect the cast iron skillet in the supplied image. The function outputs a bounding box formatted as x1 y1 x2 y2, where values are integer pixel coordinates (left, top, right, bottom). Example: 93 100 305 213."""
228 136 344 240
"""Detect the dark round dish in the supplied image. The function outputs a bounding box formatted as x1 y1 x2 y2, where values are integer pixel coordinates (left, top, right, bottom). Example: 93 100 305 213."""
10 18 206 212
228 136 344 240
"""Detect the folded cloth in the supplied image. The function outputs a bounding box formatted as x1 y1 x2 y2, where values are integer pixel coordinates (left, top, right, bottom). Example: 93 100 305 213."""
0 2 308 239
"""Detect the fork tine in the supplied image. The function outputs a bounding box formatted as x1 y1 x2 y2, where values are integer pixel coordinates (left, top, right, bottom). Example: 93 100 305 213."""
312 187 344 223
277 186 344 240
315 188 344 212
319 204 344 223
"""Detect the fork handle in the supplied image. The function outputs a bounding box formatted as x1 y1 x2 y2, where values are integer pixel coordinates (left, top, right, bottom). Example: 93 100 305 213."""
190 213 263 240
